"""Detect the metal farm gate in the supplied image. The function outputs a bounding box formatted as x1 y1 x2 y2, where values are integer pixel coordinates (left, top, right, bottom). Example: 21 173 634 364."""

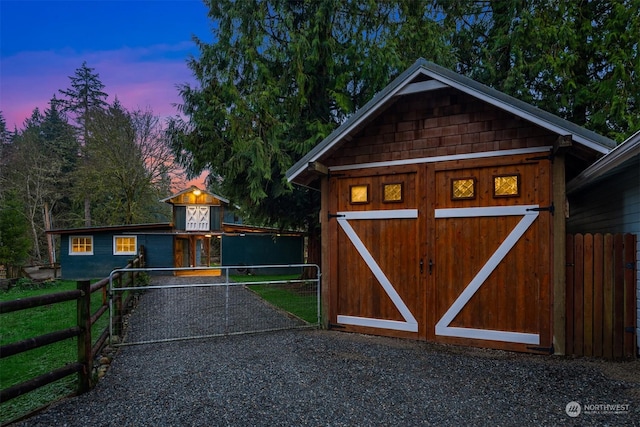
109 264 320 346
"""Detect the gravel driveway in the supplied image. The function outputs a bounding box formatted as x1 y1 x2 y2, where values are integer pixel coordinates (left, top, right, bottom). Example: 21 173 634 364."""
14 328 640 426
11 275 640 426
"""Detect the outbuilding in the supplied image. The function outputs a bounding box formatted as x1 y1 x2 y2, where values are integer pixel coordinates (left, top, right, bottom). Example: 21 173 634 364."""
286 59 617 354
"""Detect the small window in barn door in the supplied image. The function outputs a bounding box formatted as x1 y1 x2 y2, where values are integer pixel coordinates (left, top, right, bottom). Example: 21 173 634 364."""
493 174 520 197
383 183 403 203
451 178 476 200
350 184 370 204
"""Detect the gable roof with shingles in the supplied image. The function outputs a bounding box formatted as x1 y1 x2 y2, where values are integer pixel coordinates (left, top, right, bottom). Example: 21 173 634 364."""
286 58 615 184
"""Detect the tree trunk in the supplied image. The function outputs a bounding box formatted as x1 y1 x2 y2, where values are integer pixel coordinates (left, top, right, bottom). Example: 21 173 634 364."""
84 197 91 227
43 203 55 265
29 218 41 264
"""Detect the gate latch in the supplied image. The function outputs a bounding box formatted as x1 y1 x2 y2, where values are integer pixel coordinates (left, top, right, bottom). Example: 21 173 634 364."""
526 204 555 215
327 212 345 220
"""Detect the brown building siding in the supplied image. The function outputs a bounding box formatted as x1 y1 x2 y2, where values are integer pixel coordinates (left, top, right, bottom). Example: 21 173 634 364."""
327 90 557 168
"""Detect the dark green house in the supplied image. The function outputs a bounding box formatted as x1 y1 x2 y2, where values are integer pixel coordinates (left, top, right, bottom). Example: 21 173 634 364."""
49 186 303 279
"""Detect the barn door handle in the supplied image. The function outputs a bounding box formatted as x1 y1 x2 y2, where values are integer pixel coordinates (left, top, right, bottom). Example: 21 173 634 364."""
420 259 424 274
429 259 433 275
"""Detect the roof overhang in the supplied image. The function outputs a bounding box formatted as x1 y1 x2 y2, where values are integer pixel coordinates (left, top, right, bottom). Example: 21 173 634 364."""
47 223 173 235
286 58 615 185
567 130 640 194
221 223 303 235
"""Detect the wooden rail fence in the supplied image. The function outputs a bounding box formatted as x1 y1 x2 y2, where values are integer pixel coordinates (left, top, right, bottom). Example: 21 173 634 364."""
0 247 145 421
566 233 637 360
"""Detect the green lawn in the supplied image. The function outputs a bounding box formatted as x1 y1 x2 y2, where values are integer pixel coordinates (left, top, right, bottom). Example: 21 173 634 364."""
0 280 109 424
232 274 319 324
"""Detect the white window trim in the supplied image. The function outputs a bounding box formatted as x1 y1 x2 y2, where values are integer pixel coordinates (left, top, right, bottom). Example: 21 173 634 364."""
69 235 94 256
113 235 138 256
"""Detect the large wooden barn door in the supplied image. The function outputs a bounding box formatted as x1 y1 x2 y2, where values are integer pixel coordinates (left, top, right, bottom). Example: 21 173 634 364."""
431 157 553 352
330 168 423 338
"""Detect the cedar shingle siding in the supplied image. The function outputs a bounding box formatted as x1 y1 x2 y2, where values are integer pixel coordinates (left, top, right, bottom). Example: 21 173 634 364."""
327 92 556 167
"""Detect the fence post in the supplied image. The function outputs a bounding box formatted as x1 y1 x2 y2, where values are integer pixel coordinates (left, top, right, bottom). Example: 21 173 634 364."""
114 274 123 338
77 280 92 393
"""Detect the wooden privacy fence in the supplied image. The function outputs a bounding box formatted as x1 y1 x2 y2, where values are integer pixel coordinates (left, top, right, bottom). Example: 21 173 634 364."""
566 233 637 360
0 248 145 417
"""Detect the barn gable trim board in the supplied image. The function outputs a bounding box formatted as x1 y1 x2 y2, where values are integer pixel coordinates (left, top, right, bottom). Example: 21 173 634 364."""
328 146 552 173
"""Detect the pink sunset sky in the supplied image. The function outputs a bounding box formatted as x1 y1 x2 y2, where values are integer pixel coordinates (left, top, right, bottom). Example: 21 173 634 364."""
1 0 211 130
1 0 213 186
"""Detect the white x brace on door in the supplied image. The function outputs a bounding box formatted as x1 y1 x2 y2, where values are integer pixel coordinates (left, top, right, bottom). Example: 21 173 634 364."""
336 209 419 332
434 205 540 345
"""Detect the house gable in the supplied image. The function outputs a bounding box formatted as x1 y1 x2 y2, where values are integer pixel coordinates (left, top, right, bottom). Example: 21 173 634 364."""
162 186 231 232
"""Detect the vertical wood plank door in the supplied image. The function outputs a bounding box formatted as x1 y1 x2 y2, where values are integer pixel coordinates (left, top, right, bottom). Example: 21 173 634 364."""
330 169 423 339
174 238 187 268
432 158 553 352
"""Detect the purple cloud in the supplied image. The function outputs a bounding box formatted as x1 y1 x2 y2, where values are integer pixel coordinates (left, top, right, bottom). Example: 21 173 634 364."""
1 43 199 130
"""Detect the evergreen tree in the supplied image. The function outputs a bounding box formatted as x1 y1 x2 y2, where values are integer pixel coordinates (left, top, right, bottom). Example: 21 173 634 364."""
2 100 79 262
441 0 640 140
58 61 109 140
40 96 80 228
168 0 455 265
0 111 13 200
6 108 53 262
59 62 109 225
79 101 176 225
0 190 31 277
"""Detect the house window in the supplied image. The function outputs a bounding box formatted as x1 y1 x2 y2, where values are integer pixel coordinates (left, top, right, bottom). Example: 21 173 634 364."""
114 236 137 255
383 183 403 203
350 184 370 204
452 178 476 200
493 174 520 197
70 236 93 255
186 205 210 231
